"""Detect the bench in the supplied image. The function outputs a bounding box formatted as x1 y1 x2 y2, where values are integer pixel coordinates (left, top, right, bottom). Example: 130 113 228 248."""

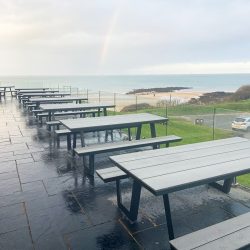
170 212 250 250
46 121 61 131
27 104 36 111
54 129 72 150
96 166 127 183
32 109 43 118
37 110 99 122
75 135 182 175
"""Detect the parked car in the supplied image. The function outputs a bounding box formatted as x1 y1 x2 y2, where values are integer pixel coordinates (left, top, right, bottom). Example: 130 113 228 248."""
232 117 250 131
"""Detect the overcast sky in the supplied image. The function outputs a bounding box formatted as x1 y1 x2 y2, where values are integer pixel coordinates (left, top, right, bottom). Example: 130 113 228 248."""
0 0 250 75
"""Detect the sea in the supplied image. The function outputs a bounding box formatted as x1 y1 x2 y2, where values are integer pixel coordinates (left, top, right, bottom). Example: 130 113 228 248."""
1 74 250 94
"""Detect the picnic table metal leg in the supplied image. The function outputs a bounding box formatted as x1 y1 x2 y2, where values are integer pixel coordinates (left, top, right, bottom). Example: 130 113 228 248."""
163 194 175 240
103 108 107 116
98 108 101 117
150 123 156 137
67 134 71 150
150 123 157 149
136 125 142 140
116 180 142 222
116 179 122 206
87 154 95 176
209 177 234 194
128 128 131 141
80 131 85 147
48 111 52 121
51 111 55 121
72 133 77 156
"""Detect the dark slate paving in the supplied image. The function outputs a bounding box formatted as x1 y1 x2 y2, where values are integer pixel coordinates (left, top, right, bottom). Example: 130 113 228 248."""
1 98 250 249
0 227 33 250
64 220 140 250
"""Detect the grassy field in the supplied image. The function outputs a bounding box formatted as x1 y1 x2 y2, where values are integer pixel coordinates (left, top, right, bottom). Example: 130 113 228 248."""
117 100 250 187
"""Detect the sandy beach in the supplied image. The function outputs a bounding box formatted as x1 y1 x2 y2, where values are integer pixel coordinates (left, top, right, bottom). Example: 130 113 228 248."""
129 90 205 103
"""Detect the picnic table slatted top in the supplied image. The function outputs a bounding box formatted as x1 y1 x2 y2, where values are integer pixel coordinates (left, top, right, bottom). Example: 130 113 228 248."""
30 96 88 102
21 93 71 97
60 113 167 131
40 103 114 112
16 88 49 90
18 90 59 94
110 137 250 196
170 212 250 250
0 85 15 88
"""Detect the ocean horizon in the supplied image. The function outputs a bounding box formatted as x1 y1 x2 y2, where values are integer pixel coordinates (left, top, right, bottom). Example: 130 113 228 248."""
1 74 250 94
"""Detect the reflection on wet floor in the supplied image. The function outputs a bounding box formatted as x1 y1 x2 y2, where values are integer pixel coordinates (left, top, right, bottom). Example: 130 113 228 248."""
1 98 250 250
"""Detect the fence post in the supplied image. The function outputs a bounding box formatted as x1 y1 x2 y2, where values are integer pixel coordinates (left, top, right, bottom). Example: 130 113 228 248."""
99 91 101 103
114 93 116 114
86 89 89 102
212 107 216 140
165 102 168 136
135 95 138 113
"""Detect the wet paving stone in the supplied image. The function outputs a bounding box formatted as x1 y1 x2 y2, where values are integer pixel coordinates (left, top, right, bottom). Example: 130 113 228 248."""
0 171 18 181
0 202 25 220
43 175 84 196
0 193 24 209
133 222 192 250
65 220 140 250
0 227 33 250
0 161 17 174
17 162 60 183
0 178 21 196
183 205 233 231
0 213 28 234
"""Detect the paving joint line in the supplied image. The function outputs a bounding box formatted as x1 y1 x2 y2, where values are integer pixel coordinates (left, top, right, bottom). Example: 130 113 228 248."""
23 202 36 250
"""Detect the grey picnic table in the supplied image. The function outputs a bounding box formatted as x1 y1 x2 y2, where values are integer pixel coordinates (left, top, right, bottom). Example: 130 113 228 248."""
17 90 60 101
20 92 71 104
0 85 15 97
60 113 168 149
109 136 250 241
15 88 49 91
21 92 70 98
40 103 115 121
30 96 88 108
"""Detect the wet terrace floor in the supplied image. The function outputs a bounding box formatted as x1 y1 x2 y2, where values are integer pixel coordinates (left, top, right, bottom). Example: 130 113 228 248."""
1 98 250 250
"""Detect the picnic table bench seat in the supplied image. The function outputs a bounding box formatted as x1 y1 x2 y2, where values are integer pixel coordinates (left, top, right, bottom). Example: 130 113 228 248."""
96 166 128 183
27 104 36 110
170 212 250 250
46 121 61 131
32 109 43 117
75 135 182 175
54 129 72 150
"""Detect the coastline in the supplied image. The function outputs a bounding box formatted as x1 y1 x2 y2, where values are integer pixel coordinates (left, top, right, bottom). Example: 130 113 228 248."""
128 89 205 103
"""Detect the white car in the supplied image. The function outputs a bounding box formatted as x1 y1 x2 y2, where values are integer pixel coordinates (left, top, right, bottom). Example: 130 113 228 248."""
232 117 250 131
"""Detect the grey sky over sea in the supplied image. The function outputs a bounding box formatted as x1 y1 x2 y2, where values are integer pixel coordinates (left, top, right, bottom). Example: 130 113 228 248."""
0 0 250 75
